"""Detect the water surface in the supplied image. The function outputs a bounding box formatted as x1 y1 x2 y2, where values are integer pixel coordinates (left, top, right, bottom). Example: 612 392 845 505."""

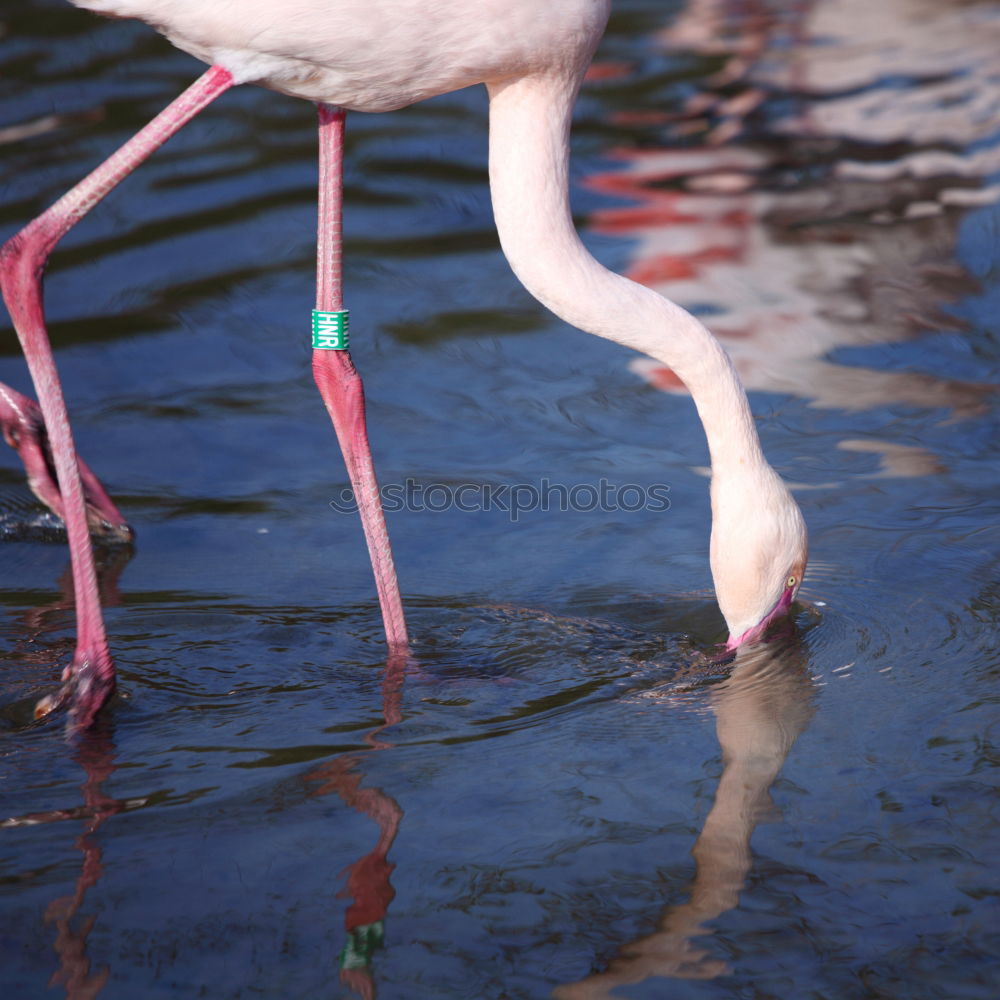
1 1 998 997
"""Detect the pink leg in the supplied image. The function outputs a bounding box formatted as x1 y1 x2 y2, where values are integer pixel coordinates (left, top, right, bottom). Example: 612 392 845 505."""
0 66 234 726
0 381 131 543
311 106 409 654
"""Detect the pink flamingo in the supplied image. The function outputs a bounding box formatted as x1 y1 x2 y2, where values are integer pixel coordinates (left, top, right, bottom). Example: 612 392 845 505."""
0 0 807 727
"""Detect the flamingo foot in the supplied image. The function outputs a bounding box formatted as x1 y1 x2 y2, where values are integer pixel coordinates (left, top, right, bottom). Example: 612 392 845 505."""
34 648 116 728
0 383 133 544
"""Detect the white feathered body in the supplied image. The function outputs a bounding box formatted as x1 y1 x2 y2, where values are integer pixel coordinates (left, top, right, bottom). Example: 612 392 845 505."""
72 0 611 109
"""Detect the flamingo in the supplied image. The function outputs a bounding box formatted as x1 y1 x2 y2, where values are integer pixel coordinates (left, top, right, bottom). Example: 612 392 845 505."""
0 0 807 727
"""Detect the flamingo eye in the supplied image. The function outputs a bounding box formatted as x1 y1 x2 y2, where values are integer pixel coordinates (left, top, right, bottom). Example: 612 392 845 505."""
787 575 797 588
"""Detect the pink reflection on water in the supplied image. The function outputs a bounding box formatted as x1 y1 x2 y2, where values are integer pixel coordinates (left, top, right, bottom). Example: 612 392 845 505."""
587 0 998 479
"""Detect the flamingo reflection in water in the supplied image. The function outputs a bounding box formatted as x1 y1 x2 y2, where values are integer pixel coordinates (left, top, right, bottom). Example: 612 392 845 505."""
1 550 130 997
594 0 996 473
0 515 401 999
42 730 120 999
555 635 816 997
2 729 128 998
2 645 405 1000
304 654 405 999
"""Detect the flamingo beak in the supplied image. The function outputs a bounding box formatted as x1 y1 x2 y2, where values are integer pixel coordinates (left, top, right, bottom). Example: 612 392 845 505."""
725 582 796 651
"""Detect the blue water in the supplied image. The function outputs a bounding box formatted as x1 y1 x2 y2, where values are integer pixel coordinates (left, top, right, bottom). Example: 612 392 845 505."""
1 1 999 997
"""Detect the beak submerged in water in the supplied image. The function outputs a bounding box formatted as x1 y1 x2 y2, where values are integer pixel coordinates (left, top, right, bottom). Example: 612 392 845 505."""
725 581 796 651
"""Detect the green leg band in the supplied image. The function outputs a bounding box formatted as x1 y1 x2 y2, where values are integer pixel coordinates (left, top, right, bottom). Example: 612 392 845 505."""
339 920 385 969
313 309 350 349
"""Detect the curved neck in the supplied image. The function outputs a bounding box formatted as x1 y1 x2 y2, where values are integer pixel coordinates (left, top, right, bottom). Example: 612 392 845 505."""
485 73 767 479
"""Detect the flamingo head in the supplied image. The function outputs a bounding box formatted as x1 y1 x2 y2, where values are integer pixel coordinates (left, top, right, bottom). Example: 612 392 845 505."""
709 468 807 650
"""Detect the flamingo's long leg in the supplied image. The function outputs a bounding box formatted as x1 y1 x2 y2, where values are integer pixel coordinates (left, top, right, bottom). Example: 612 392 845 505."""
311 106 409 654
0 66 234 726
